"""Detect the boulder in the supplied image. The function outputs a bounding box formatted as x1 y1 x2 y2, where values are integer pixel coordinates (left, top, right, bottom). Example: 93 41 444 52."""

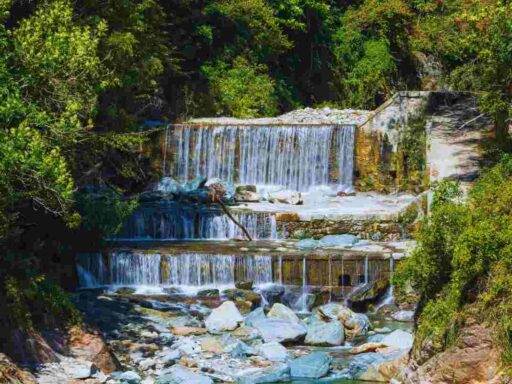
169 315 202 328
350 343 387 355
348 279 389 306
235 281 254 290
112 371 141 384
318 234 358 247
253 319 306 344
234 362 290 384
290 352 331 379
236 185 257 193
316 303 370 337
205 301 243 333
345 313 371 337
232 326 261 341
296 239 319 249
156 366 213 384
305 315 344 346
68 327 120 373
256 342 289 362
391 310 415 322
267 303 300 324
381 330 414 351
244 308 266 327
268 191 303 205
222 289 262 308
200 334 252 355
183 176 207 192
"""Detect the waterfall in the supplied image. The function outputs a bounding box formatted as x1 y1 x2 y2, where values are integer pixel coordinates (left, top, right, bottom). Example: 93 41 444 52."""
114 202 278 240
166 124 356 191
76 252 273 289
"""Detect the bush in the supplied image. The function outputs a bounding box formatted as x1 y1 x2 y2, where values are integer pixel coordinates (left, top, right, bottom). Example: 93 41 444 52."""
395 156 512 363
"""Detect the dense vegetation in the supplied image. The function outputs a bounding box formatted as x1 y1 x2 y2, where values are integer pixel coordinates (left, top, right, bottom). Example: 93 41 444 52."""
395 157 512 367
0 0 511 358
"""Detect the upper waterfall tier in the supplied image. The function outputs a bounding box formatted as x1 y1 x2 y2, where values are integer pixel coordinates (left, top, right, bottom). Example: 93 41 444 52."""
164 124 356 191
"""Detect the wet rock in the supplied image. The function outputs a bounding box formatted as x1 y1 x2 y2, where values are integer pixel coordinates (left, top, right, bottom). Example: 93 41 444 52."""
268 191 303 205
305 315 344 346
296 239 319 249
382 330 414 350
256 342 289 362
157 177 183 194
205 301 243 333
376 303 399 316
391 310 415 322
140 190 165 202
348 279 389 307
290 352 331 379
318 234 358 247
374 327 392 334
183 176 207 192
260 285 285 307
236 185 257 193
253 319 306 344
223 289 261 308
139 300 184 312
155 365 213 384
235 281 254 290
115 287 136 296
234 362 290 384
171 327 207 336
275 212 300 222
267 303 300 324
197 289 220 298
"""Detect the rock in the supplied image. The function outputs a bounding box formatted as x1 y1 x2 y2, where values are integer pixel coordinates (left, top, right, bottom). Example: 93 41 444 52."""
269 191 303 205
267 303 300 324
275 212 300 222
155 366 213 384
205 301 243 333
348 279 389 306
253 319 306 343
235 191 261 202
382 330 414 350
183 176 207 192
318 234 358 247
157 177 183 193
244 308 266 327
342 349 408 382
140 300 184 312
157 349 181 365
173 338 201 356
222 289 262 308
316 303 370 337
374 327 392 334
296 239 319 249
139 190 165 202
115 287 136 296
200 333 249 355
0 353 37 384
256 342 289 362
376 304 399 316
260 285 285 307
305 315 344 346
171 327 208 336
232 326 260 341
236 185 257 193
68 327 120 373
391 310 415 322
290 352 331 379
234 362 290 384
139 357 157 371
235 281 254 290
112 371 141 384
62 361 95 379
350 343 387 355
169 315 202 328
197 289 220 298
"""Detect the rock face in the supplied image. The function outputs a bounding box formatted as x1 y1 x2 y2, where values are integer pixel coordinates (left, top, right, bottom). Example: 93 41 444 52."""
290 352 331 379
253 319 307 344
404 319 503 383
0 353 37 384
205 301 243 333
305 315 344 346
267 303 300 324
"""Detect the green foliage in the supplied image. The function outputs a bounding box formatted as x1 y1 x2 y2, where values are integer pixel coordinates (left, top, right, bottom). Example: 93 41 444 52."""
202 56 277 117
395 157 512 362
75 189 138 237
5 275 81 331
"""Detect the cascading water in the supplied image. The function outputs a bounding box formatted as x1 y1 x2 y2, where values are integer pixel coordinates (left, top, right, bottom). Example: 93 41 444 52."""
113 202 278 240
166 124 356 191
76 252 273 290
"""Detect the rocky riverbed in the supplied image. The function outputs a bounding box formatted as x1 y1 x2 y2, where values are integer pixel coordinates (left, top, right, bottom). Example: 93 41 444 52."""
30 285 414 384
